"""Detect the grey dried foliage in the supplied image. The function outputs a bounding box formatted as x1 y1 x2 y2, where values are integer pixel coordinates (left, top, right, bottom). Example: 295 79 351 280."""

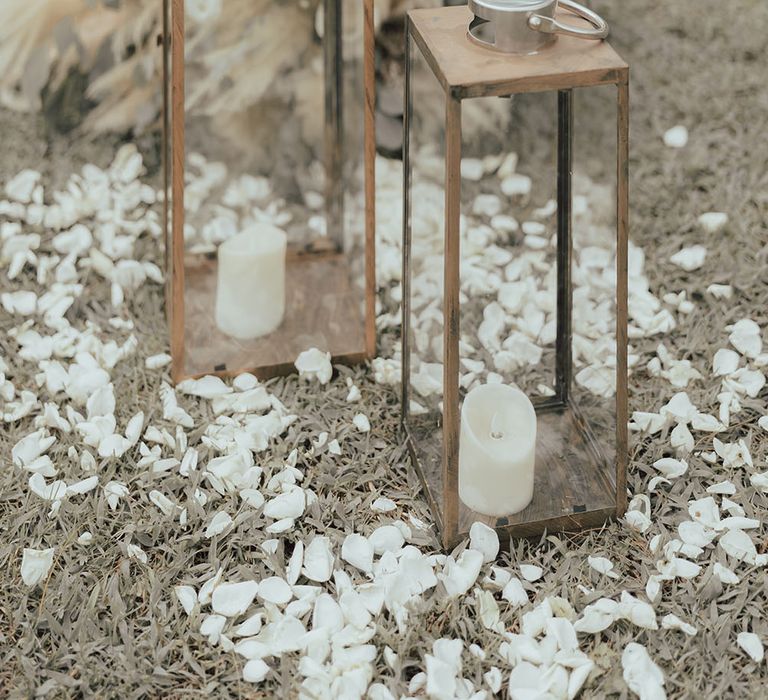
1 0 768 698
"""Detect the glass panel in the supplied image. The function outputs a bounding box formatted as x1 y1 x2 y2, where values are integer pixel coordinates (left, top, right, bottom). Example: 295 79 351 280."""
570 83 619 494
458 91 558 402
457 91 559 533
454 86 618 535
405 31 447 525
163 0 173 330
179 0 367 377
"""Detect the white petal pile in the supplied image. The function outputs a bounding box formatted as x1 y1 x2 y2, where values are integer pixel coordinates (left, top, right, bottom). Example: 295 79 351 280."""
2 141 765 700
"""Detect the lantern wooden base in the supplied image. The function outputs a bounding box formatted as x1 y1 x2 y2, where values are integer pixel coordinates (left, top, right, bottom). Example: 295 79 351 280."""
405 400 617 547
178 249 368 380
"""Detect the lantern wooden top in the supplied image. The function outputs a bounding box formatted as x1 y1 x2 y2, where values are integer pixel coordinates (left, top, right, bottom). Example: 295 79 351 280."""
408 5 628 99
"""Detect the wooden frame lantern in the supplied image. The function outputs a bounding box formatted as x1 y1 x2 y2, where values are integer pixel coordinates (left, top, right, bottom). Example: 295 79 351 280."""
401 4 629 549
162 0 376 382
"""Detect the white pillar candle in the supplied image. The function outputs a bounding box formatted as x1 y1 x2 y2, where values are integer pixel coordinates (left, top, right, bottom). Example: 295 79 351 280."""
215 223 287 339
458 383 537 517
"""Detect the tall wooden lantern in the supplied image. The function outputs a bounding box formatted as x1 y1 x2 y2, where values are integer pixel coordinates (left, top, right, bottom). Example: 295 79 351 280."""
162 0 376 382
401 1 629 549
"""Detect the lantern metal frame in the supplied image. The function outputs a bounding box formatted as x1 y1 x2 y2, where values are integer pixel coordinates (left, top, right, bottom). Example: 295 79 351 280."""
401 5 629 549
162 0 377 383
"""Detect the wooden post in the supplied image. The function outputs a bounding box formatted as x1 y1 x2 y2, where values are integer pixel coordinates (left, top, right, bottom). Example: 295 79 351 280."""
170 0 186 383
615 76 630 515
442 93 462 549
401 23 413 427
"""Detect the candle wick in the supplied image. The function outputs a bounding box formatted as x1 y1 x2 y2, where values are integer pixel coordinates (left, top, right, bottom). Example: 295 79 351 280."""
490 412 504 440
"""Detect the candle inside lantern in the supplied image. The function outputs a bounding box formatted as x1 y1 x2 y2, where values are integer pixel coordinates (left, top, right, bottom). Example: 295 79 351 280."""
458 383 537 517
215 223 287 339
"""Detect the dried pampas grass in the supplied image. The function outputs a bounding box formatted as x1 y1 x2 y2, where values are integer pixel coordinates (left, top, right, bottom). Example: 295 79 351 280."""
0 0 431 137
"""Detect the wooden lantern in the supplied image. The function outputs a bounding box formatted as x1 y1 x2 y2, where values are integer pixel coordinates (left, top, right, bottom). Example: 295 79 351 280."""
162 0 376 383
401 5 629 549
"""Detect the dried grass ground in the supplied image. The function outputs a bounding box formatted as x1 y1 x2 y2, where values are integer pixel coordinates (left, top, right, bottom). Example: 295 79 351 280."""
1 0 768 698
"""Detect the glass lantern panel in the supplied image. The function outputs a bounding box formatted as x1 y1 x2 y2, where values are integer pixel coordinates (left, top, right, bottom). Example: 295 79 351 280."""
178 0 368 377
457 92 561 534
404 32 448 528
569 83 620 501
454 86 620 536
458 91 559 401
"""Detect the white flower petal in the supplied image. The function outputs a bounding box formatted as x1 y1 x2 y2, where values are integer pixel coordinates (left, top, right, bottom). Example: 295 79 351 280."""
662 613 697 636
670 245 706 271
737 632 764 663
371 497 396 513
295 348 332 384
21 547 55 586
622 642 666 699
303 536 335 582
341 534 374 574
469 522 499 564
729 319 762 358
145 353 172 369
439 549 483 597
519 564 543 582
243 658 270 683
263 488 305 520
369 525 405 555
719 529 758 563
177 375 232 399
352 413 371 432
175 585 197 615
663 124 688 148
697 212 728 233
588 555 620 579
205 511 232 538
257 576 293 605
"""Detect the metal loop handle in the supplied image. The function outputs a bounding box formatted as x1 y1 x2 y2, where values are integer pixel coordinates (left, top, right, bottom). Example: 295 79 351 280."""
528 0 609 40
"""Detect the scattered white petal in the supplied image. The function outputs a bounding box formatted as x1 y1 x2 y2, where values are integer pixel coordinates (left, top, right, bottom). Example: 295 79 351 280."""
369 525 405 555
519 564 543 582
670 245 707 271
243 659 270 683
341 533 374 574
439 549 483 597
205 511 233 538
258 576 293 605
145 353 172 369
295 348 332 384
303 536 335 582
352 413 371 432
588 556 620 579
622 642 666 699
371 497 396 513
177 375 232 399
698 212 728 233
663 124 688 148
21 547 55 586
175 585 197 615
729 319 762 358
737 632 764 663
469 522 499 564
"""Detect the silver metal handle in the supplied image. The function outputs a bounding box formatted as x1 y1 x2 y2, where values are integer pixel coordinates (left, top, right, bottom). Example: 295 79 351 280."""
528 0 609 40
